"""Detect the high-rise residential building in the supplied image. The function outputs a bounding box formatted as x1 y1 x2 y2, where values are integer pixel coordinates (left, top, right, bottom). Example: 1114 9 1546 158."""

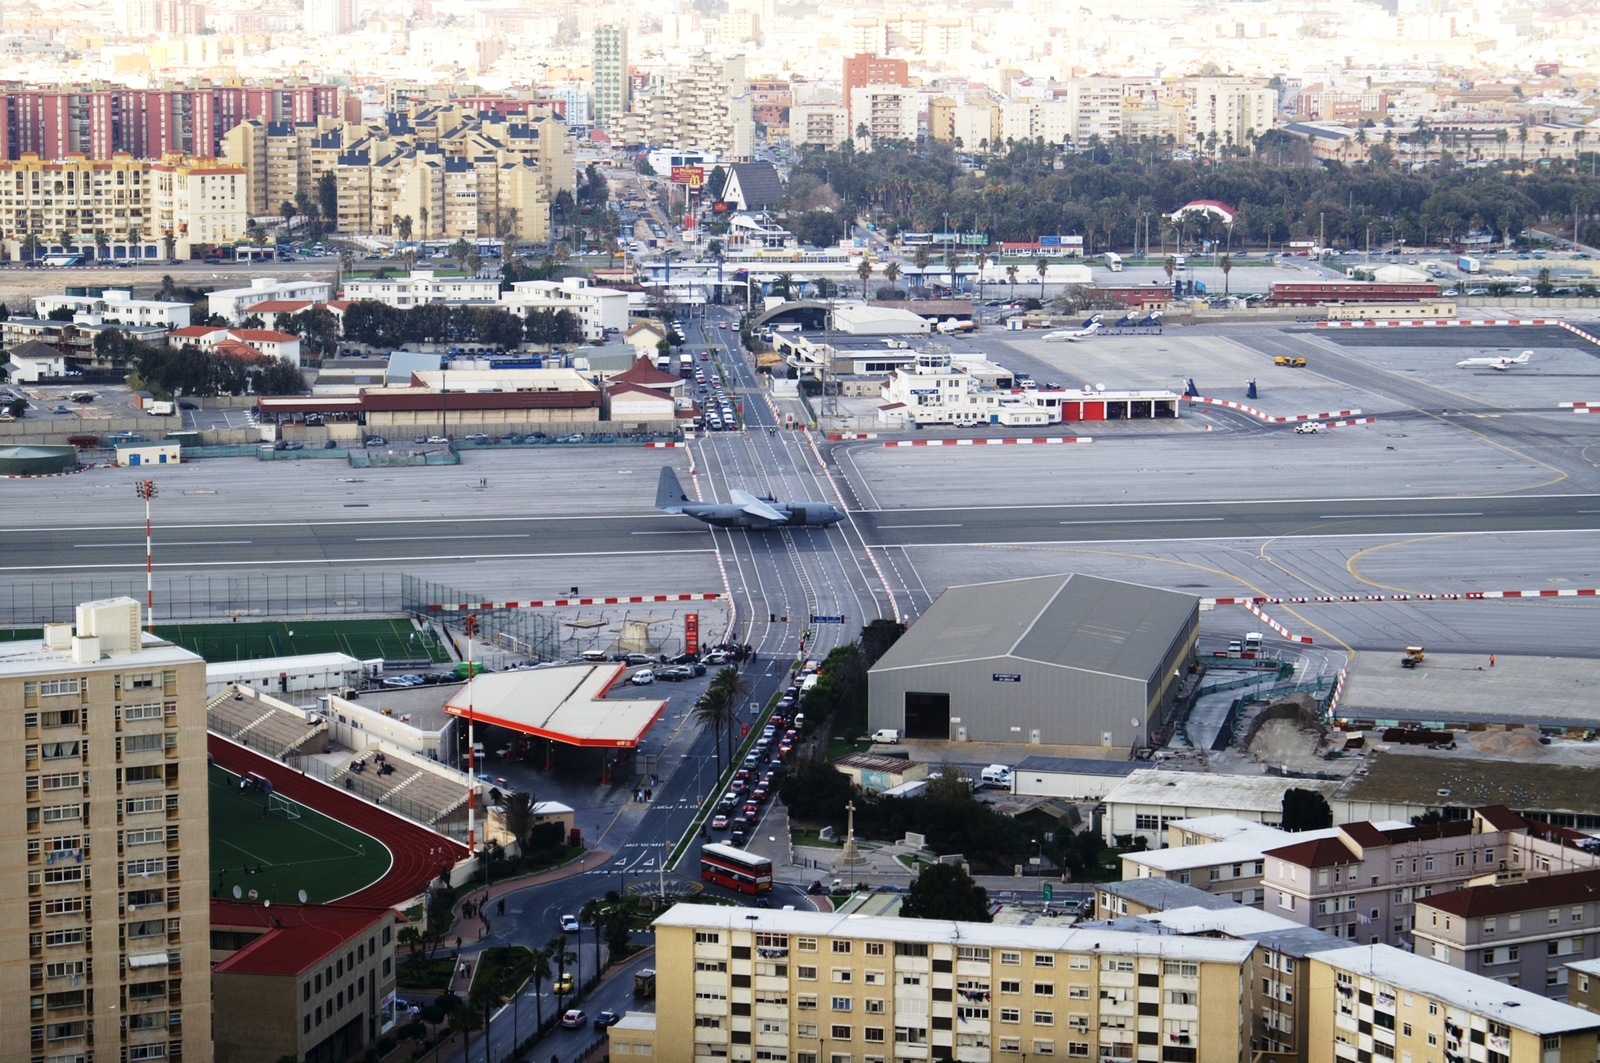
0 81 343 161
609 55 753 160
0 598 211 1063
303 0 355 35
1187 77 1278 151
842 53 909 127
849 84 918 145
593 25 630 128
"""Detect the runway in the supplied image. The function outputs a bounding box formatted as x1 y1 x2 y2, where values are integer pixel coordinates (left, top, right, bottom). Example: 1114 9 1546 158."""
5 492 1597 574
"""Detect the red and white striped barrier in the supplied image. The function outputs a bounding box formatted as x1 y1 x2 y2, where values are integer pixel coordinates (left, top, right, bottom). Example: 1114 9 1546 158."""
1571 408 1600 414
1562 321 1600 346
826 433 878 440
1317 318 1561 328
1323 417 1378 428
1185 396 1361 424
644 442 684 448
1203 587 1600 607
428 593 723 611
1246 601 1314 644
1558 402 1597 408
882 436 1092 447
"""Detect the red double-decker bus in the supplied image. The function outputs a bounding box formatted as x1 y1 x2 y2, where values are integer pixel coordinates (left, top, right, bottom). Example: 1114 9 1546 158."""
700 842 773 894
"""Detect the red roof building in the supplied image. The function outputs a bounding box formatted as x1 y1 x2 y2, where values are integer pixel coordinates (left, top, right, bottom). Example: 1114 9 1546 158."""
612 354 684 389
211 899 401 1063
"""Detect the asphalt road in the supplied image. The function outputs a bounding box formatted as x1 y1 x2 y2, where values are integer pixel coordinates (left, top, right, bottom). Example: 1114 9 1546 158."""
9 492 1597 575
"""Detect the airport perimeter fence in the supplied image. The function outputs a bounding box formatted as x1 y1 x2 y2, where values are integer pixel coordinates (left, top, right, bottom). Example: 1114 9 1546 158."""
0 572 406 626
401 575 564 661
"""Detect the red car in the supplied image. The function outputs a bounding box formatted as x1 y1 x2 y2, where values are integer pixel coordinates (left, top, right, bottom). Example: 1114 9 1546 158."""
700 351 711 359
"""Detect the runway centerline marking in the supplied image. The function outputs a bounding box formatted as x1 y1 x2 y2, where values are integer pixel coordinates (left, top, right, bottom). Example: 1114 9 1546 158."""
1317 512 1484 519
75 540 253 547
354 534 530 542
1058 517 1225 526
878 523 963 529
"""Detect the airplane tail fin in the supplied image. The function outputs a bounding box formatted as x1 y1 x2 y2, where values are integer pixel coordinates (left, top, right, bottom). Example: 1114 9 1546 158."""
656 465 690 512
1515 351 1532 363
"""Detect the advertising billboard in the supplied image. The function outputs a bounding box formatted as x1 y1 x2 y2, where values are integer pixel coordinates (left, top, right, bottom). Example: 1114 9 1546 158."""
671 165 706 188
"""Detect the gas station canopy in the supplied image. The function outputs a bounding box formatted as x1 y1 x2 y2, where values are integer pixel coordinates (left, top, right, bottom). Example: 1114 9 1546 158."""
445 664 665 749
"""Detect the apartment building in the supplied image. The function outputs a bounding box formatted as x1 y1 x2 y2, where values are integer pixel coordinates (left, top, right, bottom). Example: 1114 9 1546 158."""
640 904 1255 1063
1186 78 1277 150
849 85 918 146
1307 945 1600 1063
0 598 211 1063
791 104 851 149
498 277 630 340
210 900 399 1063
1101 772 1342 849
222 105 573 241
34 288 191 328
343 270 502 307
609 54 755 160
0 81 343 161
207 277 335 323
1413 867 1600 997
1121 842 1269 907
842 54 908 128
0 152 246 261
593 25 630 128
1263 808 1600 948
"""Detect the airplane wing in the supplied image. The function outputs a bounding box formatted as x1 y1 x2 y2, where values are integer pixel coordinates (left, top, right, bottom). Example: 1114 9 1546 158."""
729 489 786 523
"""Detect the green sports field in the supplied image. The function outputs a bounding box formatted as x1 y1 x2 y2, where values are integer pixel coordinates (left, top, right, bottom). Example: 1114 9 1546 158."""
209 765 392 903
0 618 450 664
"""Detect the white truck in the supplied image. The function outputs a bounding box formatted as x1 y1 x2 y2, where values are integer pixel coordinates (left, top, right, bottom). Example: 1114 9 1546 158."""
979 764 1013 790
145 400 176 416
1102 251 1123 272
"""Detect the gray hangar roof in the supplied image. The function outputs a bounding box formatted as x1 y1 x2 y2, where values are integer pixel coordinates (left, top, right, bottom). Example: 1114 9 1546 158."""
870 574 1197 681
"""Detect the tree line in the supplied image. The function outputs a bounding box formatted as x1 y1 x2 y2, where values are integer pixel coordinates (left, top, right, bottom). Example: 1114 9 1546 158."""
102 332 304 397
789 136 1600 252
339 301 583 349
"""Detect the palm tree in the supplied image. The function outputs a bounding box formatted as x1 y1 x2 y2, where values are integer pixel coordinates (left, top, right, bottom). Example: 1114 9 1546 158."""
1219 253 1232 295
400 248 418 274
973 251 988 301
883 260 901 297
450 238 472 272
161 231 177 262
396 214 413 242
92 229 109 261
1005 263 1019 301
157 274 177 301
857 258 872 299
1163 255 1177 292
774 272 793 299
945 250 960 295
1518 123 1529 164
280 199 297 232
419 206 430 239
447 1001 483 1059
469 976 505 1063
339 246 354 287
467 251 483 277
693 688 739 781
706 667 750 767
912 245 931 291
527 944 553 1033
59 228 74 253
1495 128 1510 161
1034 258 1047 300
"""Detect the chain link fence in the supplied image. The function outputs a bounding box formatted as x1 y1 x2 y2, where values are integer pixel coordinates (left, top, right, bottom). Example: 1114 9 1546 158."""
0 572 406 626
401 575 563 661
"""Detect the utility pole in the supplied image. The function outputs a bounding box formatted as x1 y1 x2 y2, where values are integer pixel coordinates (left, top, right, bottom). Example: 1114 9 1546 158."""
134 480 157 633
465 613 478 854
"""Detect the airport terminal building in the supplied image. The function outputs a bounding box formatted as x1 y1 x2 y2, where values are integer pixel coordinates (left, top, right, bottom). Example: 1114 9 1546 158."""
867 574 1199 750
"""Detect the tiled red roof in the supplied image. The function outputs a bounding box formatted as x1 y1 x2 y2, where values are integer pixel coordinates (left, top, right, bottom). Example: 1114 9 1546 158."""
1424 868 1600 919
211 899 394 977
169 325 217 338
1264 836 1359 868
1477 805 1527 832
607 380 674 399
1340 822 1388 849
612 355 682 387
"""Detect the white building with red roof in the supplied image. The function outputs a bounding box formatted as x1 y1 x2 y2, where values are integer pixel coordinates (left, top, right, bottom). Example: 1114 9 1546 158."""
166 326 302 365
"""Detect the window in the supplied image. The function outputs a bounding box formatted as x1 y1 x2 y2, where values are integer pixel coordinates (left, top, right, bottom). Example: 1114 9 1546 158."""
797 995 817 1011
126 827 164 846
956 946 990 962
40 678 80 697
894 943 928 957
123 702 163 721
1031 1040 1054 1055
833 940 852 954
1278 892 1294 910
1000 951 1021 966
832 998 852 1011
999 1038 1022 1054
999 1009 1021 1024
1034 984 1054 997
1068 1044 1089 1058
1165 991 1194 1005
863 1028 884 1044
1163 962 1197 977
832 970 853 983
1034 954 1054 967
124 733 164 753
1033 1012 1054 1026
864 1000 884 1014
797 967 817 980
798 938 818 952
695 931 720 944
41 742 79 761
865 942 885 956
1103 960 1134 973
1068 986 1090 1000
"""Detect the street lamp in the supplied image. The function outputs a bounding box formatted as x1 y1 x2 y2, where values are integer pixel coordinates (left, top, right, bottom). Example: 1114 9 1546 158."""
133 480 157 633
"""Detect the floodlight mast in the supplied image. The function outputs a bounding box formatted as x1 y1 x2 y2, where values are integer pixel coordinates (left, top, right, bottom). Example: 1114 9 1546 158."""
464 613 478 853
134 481 157 633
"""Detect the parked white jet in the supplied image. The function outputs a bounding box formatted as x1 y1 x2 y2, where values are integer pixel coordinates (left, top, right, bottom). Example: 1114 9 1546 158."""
1042 318 1103 342
1456 351 1532 370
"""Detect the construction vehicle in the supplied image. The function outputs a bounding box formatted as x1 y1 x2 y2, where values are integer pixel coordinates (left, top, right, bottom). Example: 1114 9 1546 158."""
1273 356 1308 367
634 968 656 999
1401 646 1425 669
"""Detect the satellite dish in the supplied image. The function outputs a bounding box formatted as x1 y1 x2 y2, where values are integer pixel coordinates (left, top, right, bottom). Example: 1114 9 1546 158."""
298 889 308 904
232 885 242 899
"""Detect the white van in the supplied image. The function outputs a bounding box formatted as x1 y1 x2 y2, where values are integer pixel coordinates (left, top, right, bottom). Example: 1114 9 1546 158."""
580 649 608 662
979 764 1013 789
870 729 900 744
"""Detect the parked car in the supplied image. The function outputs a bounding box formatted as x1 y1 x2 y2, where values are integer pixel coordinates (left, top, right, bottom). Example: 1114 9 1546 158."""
365 436 388 446
629 669 655 685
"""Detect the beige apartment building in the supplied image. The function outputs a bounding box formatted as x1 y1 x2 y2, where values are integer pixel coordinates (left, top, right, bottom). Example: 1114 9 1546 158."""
610 54 755 160
0 597 211 1063
636 905 1255 1063
1307 944 1600 1063
0 152 247 261
221 103 574 242
1186 78 1277 150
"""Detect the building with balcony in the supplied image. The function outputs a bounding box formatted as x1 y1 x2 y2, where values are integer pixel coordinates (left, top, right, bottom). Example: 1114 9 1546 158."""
635 904 1255 1063
34 287 191 328
342 270 501 308
0 597 210 1063
498 277 630 341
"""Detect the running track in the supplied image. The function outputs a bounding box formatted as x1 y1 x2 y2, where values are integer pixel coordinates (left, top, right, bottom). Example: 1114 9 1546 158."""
209 735 468 907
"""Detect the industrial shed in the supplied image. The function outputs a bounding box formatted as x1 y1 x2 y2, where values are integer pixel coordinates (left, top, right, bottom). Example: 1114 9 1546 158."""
866 574 1198 751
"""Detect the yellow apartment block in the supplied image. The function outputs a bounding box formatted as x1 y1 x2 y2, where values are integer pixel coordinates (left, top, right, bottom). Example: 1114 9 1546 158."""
637 905 1254 1063
0 598 211 1063
1308 945 1600 1063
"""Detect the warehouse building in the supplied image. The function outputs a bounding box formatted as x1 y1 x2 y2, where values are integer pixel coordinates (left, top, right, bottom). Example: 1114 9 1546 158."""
866 573 1199 750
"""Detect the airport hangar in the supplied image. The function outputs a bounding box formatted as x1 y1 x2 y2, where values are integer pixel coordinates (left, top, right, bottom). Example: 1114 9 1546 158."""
866 574 1199 751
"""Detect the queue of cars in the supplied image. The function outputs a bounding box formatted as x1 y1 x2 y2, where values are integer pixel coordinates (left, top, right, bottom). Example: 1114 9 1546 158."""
708 695 806 844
